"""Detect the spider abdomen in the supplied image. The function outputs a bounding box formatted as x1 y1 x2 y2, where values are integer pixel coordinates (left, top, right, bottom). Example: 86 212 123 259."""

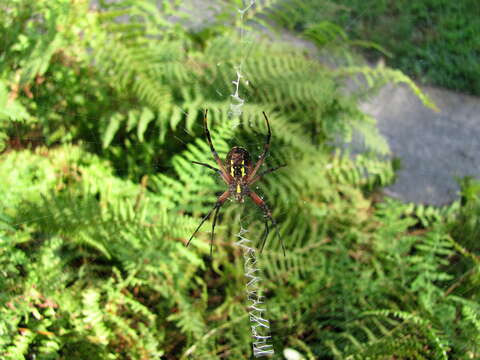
226 146 252 202
226 146 251 180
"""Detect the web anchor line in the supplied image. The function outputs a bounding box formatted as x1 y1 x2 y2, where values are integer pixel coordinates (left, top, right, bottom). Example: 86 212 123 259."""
238 0 255 16
229 69 245 119
228 1 256 120
235 229 274 358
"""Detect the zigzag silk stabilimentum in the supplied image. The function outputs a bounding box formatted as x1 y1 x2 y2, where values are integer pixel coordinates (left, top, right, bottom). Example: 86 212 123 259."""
235 229 275 358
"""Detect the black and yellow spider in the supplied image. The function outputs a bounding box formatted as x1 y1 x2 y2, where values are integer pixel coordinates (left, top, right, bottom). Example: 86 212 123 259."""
186 109 286 257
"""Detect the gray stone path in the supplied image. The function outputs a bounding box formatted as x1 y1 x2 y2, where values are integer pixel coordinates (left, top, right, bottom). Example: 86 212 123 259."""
361 84 480 205
258 17 480 205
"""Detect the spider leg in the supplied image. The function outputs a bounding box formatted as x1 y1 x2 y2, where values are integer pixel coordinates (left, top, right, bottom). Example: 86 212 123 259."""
186 206 216 248
249 191 286 256
249 164 287 184
272 218 286 257
210 205 221 258
203 109 232 183
247 111 271 182
259 220 269 253
192 161 226 181
186 190 230 251
192 161 220 172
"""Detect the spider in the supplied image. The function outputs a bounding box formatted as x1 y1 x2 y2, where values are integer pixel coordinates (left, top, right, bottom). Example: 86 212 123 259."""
186 109 286 257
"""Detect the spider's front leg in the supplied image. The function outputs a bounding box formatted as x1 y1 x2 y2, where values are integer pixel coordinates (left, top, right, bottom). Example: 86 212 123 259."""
187 190 230 257
249 191 286 256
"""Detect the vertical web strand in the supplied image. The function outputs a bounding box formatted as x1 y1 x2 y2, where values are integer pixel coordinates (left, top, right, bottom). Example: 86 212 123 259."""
229 0 256 120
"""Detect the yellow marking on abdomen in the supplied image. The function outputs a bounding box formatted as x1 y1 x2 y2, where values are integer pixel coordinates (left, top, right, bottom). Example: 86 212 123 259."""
236 184 241 193
240 160 245 176
230 160 234 177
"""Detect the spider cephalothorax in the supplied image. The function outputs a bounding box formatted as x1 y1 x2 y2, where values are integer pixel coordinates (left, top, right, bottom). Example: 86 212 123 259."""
186 109 286 257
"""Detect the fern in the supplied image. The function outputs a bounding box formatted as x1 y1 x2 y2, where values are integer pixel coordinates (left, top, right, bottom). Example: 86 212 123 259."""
363 310 449 359
1 1 477 359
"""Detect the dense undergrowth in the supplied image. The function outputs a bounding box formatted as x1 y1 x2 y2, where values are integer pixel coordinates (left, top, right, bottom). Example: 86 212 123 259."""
281 0 480 95
1 0 479 359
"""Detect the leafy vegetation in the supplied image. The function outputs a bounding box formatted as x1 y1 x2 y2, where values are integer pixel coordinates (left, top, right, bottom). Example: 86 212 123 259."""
285 0 480 95
0 0 479 359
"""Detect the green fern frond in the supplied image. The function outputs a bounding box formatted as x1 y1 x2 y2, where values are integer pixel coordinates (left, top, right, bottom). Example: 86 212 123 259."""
336 66 438 111
364 310 449 360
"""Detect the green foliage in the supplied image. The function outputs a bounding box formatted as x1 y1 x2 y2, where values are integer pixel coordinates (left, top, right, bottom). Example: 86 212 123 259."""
5 148 479 359
331 0 480 94
0 146 204 359
0 0 478 359
277 0 480 94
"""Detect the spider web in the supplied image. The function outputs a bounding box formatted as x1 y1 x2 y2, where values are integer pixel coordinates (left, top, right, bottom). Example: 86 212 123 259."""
5 3 474 360
0 3 284 357
0 0 289 259
4 2 461 360
1 0 388 274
